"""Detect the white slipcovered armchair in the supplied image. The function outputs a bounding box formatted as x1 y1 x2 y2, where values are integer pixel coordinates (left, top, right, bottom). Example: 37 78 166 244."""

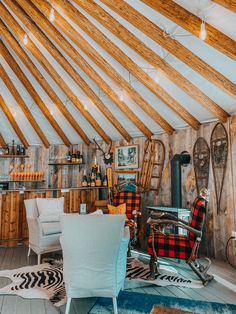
24 198 64 264
60 214 130 314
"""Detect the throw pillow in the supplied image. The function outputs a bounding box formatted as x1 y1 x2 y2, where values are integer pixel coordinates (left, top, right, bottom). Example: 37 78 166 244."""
107 203 126 215
37 197 64 222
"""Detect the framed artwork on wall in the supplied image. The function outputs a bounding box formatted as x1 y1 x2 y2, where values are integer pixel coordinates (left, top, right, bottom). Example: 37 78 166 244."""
115 145 138 169
115 170 139 192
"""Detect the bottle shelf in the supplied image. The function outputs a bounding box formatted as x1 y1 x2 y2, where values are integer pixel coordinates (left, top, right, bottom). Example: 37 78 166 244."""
48 162 85 166
1 180 45 183
0 155 29 158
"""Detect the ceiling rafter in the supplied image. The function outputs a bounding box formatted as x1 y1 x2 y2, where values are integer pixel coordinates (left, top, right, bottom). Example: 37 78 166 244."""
0 41 71 147
49 0 201 130
0 95 29 148
35 0 174 135
0 64 50 148
141 0 236 61
212 0 236 13
19 0 153 140
0 132 7 149
98 0 236 98
77 0 229 124
0 20 91 146
2 0 117 144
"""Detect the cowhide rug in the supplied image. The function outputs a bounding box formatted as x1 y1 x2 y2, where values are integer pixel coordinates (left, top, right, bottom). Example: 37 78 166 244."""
0 258 203 307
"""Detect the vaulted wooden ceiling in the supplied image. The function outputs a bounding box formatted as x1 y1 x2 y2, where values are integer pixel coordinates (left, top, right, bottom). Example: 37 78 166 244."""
0 0 235 146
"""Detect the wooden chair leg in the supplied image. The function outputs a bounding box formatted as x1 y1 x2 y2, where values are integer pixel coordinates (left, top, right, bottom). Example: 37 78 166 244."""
65 297 72 314
112 297 118 314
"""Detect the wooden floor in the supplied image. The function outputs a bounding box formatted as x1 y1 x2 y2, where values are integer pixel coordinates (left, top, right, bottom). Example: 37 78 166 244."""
0 246 235 314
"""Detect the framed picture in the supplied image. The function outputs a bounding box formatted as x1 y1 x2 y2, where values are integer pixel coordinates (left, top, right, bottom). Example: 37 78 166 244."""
115 171 139 192
115 145 138 169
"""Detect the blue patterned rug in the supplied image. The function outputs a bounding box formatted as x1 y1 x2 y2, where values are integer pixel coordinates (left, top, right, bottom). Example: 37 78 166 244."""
90 290 236 314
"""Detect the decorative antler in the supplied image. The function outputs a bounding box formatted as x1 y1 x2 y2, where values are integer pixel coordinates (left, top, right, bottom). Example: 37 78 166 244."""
93 138 105 155
93 138 114 165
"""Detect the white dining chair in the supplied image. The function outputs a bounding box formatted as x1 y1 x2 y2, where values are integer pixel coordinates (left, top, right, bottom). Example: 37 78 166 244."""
60 214 129 314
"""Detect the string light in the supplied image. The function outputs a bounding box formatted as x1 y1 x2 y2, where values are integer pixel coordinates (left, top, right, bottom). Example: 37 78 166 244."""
23 34 28 45
49 7 55 22
199 20 207 40
84 104 88 111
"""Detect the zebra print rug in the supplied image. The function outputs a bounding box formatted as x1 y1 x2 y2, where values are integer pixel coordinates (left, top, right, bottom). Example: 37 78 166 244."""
0 258 202 307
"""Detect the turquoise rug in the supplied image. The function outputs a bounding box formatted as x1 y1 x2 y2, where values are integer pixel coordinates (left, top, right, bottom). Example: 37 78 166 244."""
90 291 236 314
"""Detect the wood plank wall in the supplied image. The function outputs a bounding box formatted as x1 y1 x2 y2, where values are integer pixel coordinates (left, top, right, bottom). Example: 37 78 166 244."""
0 119 235 261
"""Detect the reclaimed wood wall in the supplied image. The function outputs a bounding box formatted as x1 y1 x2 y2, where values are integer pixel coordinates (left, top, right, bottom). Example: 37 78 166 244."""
0 118 235 261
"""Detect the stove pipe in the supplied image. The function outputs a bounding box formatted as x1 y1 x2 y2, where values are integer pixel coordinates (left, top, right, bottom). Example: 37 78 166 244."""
171 152 191 208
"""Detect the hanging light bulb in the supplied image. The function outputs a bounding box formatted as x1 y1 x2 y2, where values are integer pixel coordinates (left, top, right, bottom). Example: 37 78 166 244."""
119 90 124 102
49 7 55 22
23 33 28 45
155 71 160 84
199 20 206 41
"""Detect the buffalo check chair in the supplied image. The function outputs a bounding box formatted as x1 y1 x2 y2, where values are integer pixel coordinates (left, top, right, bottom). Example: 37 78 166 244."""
113 191 141 248
147 190 213 285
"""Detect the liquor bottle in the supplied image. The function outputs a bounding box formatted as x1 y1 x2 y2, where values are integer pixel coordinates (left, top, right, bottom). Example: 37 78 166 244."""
67 151 72 162
79 154 83 164
5 144 10 155
11 140 16 155
87 174 91 187
71 151 76 163
102 174 108 187
16 144 21 155
76 151 80 163
91 173 96 187
20 145 25 156
95 165 102 187
82 170 88 187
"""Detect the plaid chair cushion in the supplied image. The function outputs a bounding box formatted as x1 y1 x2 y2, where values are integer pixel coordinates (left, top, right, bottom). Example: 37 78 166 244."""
147 233 194 260
188 196 206 241
113 192 141 220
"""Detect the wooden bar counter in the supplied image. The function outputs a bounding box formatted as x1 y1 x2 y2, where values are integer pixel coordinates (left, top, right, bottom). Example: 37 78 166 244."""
0 187 107 247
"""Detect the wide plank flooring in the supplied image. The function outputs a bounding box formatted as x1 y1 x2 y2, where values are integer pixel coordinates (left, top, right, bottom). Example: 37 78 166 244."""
0 246 235 314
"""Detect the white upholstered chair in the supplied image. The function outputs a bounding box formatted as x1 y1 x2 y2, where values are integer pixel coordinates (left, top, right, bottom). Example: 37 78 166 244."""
24 198 64 264
60 214 130 314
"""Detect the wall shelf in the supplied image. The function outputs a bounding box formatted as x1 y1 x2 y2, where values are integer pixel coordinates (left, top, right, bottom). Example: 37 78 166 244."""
0 155 29 158
4 180 45 183
48 162 85 166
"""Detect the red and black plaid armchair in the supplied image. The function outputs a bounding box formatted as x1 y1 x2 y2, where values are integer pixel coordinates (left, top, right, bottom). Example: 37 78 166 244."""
147 189 213 285
113 191 141 247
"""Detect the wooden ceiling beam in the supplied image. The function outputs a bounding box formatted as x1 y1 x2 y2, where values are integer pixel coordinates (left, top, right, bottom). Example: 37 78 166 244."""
3 0 126 143
0 95 29 148
0 41 71 147
0 64 50 148
212 0 236 13
49 0 200 130
34 0 174 135
91 0 230 123
141 0 236 61
0 132 7 149
0 20 90 146
17 0 153 139
98 0 236 98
